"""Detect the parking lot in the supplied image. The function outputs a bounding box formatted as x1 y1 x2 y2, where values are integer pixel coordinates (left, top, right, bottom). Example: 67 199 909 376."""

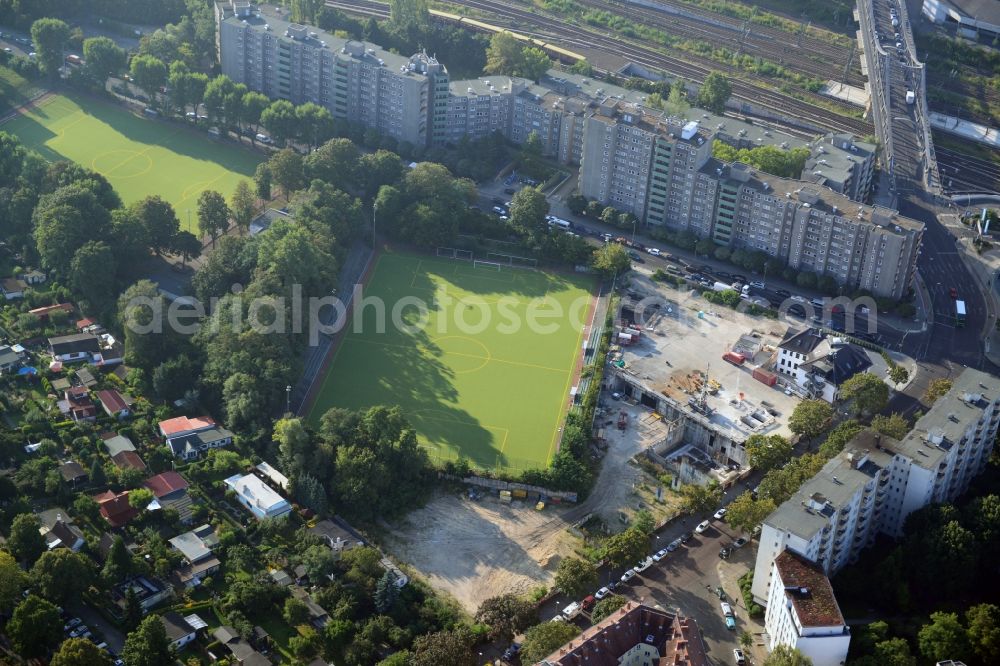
536 517 763 665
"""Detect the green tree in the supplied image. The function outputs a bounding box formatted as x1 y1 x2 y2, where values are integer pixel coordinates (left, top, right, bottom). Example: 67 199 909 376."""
924 378 953 405
261 99 298 147
230 180 256 235
171 230 202 268
122 615 174 666
123 586 142 631
70 241 118 315
305 137 360 185
918 611 970 663
83 36 125 83
284 596 311 626
7 595 63 658
840 372 889 416
203 75 235 126
725 491 775 535
7 512 46 566
761 645 813 665
888 364 909 386
130 195 179 254
485 32 525 76
52 637 113 666
665 83 690 115
871 413 909 440
966 604 1000 664
31 549 94 604
788 400 833 440
389 0 430 29
118 280 184 371
475 593 538 641
197 189 230 246
0 550 27 615
31 18 69 79
242 91 270 137
592 242 631 277
410 626 475 666
519 620 580 664
269 148 306 200
103 535 133 583
128 487 154 511
509 185 549 239
374 570 399 613
870 638 917 666
602 526 649 569
33 182 113 272
592 594 628 623
696 71 731 114
679 480 723 515
130 54 167 102
295 102 335 151
520 46 551 81
745 434 794 473
255 162 272 201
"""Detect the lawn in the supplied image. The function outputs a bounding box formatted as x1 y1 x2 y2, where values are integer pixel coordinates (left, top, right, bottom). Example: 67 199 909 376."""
307 251 596 474
0 64 44 114
1 92 261 230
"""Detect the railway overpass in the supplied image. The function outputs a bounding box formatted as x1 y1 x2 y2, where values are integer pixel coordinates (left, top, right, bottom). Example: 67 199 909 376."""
857 0 941 206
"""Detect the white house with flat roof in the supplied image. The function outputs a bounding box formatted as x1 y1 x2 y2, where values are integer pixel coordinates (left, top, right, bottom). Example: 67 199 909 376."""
225 473 292 520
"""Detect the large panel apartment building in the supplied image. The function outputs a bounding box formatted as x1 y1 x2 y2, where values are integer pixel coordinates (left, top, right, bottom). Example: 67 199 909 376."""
751 368 1000 606
216 0 920 298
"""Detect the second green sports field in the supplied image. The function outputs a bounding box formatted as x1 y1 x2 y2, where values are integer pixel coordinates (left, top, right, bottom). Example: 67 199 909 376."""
2 92 260 230
307 251 597 473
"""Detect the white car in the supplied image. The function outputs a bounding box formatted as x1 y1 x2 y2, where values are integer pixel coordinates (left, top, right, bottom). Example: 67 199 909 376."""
714 508 728 521
651 548 669 562
721 602 734 618
790 294 807 303
634 556 654 573
620 568 637 583
695 520 711 534
647 248 661 256
733 648 747 665
594 586 611 599
561 601 581 620
749 281 765 289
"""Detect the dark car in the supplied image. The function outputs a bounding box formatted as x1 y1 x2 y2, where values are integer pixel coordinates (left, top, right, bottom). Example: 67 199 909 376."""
718 547 730 559
775 288 791 299
680 531 693 543
492 197 505 205
504 187 517 195
628 251 644 263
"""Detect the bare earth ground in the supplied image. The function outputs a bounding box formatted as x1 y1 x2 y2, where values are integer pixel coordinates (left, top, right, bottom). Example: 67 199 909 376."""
383 406 682 612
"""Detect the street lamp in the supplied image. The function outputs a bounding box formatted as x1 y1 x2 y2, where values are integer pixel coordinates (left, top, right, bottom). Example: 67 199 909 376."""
372 201 378 249
285 385 292 415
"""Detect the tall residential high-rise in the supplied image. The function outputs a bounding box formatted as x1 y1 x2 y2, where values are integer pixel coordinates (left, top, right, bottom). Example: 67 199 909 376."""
751 368 1000 607
214 1 920 298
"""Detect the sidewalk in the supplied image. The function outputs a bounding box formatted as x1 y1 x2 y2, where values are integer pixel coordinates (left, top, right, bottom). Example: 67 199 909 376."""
545 190 928 334
953 232 1000 367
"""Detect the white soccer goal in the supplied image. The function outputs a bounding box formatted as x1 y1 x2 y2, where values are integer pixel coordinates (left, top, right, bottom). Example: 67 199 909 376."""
436 247 457 259
487 252 537 268
473 260 503 271
455 249 473 261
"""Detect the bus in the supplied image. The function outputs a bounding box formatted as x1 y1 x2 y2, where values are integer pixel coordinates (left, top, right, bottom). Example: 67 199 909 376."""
955 300 966 327
546 216 571 231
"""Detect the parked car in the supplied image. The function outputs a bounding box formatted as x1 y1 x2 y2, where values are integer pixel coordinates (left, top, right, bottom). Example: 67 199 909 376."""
790 294 807 303
666 538 682 552
634 556 654 573
595 586 611 599
695 520 711 534
652 548 669 562
733 537 749 549
628 251 644 263
647 248 661 256
679 531 693 543
733 648 747 665
562 601 582 621
714 508 728 521
719 547 730 559
775 288 791 298
749 281 765 289
502 642 522 660
620 568 637 583
581 595 596 612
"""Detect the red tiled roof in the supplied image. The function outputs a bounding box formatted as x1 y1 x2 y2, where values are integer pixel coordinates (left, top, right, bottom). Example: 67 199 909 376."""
97 389 129 414
76 318 96 329
143 471 189 498
541 602 708 666
159 416 216 437
773 550 846 628
111 450 146 471
95 490 138 527
28 303 74 316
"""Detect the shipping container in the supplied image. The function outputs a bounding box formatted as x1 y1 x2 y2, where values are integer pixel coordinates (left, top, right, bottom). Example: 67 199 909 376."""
722 351 746 366
752 367 777 386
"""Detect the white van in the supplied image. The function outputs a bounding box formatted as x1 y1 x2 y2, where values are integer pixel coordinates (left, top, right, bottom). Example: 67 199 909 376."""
256 133 272 144
561 601 582 620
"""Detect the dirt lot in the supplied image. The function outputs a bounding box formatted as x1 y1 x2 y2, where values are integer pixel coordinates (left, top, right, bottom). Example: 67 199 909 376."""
383 399 685 612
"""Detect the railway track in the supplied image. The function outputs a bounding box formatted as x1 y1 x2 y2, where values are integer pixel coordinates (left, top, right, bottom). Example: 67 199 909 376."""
937 147 1000 195
327 0 874 136
564 0 865 88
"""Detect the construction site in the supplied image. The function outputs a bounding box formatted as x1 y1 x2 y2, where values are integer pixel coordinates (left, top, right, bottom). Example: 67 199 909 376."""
604 270 801 489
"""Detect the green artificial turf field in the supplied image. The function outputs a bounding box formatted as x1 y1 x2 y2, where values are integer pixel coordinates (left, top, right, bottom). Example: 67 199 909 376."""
2 93 260 230
307 251 596 473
